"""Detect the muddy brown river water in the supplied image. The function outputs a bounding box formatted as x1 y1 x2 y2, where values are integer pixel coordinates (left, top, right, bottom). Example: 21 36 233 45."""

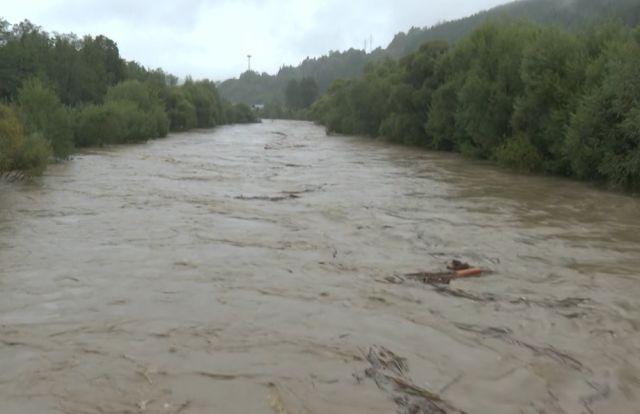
1 120 639 414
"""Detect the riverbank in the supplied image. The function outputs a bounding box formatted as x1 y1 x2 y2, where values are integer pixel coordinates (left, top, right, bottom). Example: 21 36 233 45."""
0 19 257 179
311 21 640 192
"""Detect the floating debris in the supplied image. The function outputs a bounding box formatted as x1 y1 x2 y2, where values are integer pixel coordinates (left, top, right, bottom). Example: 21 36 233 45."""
511 297 590 309
235 194 301 202
404 272 455 285
402 260 485 285
359 346 467 414
446 260 469 271
235 185 326 202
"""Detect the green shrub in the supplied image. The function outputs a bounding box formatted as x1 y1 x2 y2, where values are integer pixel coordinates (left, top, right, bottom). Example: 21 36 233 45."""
17 78 74 159
74 103 126 146
106 80 169 138
379 113 424 145
0 104 50 175
15 132 51 175
75 80 171 146
495 133 543 171
0 104 25 171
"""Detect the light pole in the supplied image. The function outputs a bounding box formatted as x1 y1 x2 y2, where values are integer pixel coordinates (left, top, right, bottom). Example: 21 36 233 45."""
247 54 252 72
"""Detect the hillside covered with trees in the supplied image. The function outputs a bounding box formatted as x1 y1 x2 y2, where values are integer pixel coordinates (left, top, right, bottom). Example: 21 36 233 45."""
0 19 255 177
218 0 640 114
387 0 640 57
311 21 640 190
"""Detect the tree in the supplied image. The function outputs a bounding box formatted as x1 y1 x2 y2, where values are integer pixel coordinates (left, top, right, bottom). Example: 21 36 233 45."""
298 77 319 108
511 27 587 173
380 41 448 145
0 20 51 101
167 88 197 131
285 79 301 110
78 35 126 102
566 32 640 189
182 78 224 128
440 22 536 157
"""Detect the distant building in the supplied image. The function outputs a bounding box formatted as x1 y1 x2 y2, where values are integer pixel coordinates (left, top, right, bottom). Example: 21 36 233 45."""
251 103 265 110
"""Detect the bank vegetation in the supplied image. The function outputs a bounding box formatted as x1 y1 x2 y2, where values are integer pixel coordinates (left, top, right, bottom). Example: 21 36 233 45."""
0 19 256 177
312 21 640 190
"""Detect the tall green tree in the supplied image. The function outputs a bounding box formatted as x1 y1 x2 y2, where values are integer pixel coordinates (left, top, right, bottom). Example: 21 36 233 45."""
510 27 587 173
566 31 640 189
298 77 319 108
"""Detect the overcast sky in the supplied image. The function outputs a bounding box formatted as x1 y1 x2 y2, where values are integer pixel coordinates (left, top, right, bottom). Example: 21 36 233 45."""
3 0 511 81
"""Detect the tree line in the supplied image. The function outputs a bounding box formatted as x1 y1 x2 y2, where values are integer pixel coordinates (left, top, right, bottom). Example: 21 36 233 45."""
218 49 379 118
311 21 640 190
0 19 256 177
257 76 320 119
218 0 640 121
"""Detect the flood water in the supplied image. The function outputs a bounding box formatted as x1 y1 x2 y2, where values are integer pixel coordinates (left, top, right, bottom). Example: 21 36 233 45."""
1 120 639 414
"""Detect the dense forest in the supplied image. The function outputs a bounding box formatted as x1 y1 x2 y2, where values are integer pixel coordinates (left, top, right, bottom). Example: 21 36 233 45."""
311 21 640 190
219 0 640 114
0 19 255 177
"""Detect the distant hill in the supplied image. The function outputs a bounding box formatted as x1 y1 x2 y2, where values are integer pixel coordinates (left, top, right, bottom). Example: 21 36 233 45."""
387 0 640 57
218 0 640 107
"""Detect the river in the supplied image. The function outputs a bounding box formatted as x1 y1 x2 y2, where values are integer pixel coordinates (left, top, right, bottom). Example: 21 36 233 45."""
1 120 639 414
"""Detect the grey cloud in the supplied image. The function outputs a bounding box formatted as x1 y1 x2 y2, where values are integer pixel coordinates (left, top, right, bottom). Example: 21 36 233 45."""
42 0 211 28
